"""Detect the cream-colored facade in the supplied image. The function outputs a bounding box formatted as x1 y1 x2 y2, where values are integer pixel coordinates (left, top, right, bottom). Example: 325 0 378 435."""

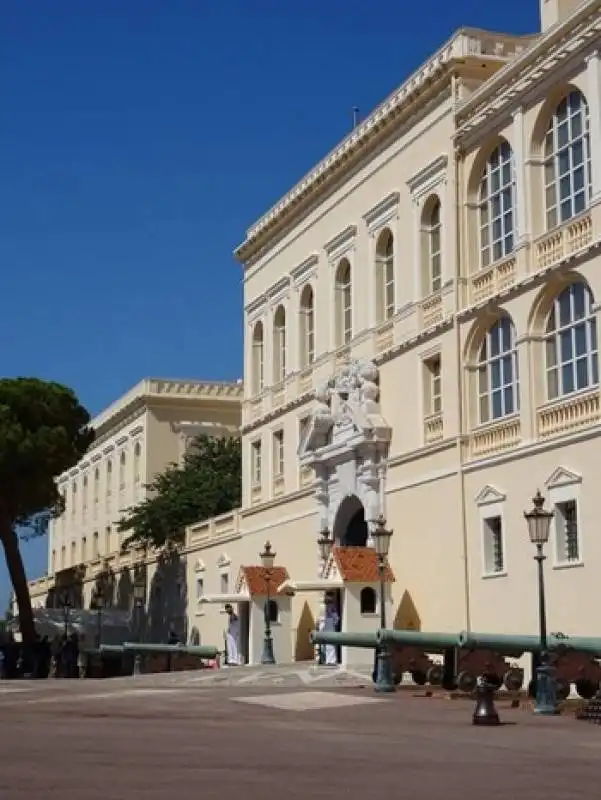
27 378 242 622
181 0 601 666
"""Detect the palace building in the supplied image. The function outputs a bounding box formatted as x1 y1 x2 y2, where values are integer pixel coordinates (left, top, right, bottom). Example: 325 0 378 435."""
183 0 601 665
27 377 241 641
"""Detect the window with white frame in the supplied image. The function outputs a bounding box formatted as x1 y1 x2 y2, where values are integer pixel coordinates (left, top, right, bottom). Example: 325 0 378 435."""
421 197 442 294
273 304 286 383
93 468 100 513
272 430 284 477
196 577 205 600
251 321 265 394
544 90 591 230
545 281 598 400
82 474 88 516
71 481 77 516
423 354 442 416
220 572 229 595
299 284 315 367
375 228 395 323
482 515 505 575
251 440 262 485
335 258 352 346
477 316 519 424
106 459 113 507
478 140 515 268
554 498 580 564
119 451 126 491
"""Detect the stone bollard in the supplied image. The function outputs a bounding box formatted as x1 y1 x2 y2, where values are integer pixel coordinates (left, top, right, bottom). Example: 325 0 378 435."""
50 655 59 679
133 654 142 677
472 677 501 726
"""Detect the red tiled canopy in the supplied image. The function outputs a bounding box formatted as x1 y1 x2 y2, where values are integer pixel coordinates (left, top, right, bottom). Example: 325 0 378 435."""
332 546 395 583
239 565 290 596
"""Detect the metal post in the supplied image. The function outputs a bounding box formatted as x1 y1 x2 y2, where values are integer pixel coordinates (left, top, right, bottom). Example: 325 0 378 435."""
261 572 276 665
534 543 558 715
96 605 102 650
374 555 395 693
63 604 69 638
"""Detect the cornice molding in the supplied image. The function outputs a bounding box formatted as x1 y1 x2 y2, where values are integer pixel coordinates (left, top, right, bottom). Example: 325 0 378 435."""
291 253 319 287
363 191 400 234
456 0 601 140
235 29 531 265
324 224 357 261
407 154 448 202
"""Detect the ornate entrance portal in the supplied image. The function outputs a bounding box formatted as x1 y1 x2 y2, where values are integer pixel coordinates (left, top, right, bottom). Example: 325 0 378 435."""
298 359 391 553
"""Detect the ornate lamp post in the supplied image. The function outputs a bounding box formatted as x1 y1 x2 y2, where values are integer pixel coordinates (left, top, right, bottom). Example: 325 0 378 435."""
524 490 558 716
260 540 276 665
133 574 145 642
93 586 104 649
316 528 334 665
372 515 395 693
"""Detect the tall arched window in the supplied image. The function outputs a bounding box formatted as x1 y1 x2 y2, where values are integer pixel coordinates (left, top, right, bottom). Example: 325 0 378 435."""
545 281 598 400
134 442 142 486
375 228 394 322
300 284 315 367
119 451 126 491
421 198 442 293
82 474 88 515
544 90 591 230
273 305 286 383
251 321 264 394
477 316 519 424
93 468 100 506
335 259 352 347
106 459 113 507
479 140 515 268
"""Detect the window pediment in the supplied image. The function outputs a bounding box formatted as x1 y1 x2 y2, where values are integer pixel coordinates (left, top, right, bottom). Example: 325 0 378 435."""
474 485 507 506
216 553 231 569
545 466 582 490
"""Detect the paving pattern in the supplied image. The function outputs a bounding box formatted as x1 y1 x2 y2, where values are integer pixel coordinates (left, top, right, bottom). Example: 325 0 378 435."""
0 668 599 800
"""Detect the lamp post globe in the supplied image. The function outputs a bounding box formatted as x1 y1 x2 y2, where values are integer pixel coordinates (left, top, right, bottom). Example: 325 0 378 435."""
317 528 333 566
260 541 276 665
524 490 558 716
372 515 395 694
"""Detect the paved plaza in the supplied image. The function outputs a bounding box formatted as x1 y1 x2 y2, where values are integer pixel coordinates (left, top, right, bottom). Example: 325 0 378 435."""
0 669 598 799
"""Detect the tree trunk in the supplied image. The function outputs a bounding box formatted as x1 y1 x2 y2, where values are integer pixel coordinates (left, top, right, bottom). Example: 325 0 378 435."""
0 518 36 643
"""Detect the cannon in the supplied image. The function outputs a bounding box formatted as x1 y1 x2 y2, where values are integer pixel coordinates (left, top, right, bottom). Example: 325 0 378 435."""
458 631 601 699
376 629 461 689
309 631 378 649
122 642 220 675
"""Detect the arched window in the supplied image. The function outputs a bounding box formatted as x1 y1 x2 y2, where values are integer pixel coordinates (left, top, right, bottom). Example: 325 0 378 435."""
545 281 598 400
479 140 515 267
71 481 77 516
375 228 394 322
82 474 88 513
93 468 100 505
251 322 264 394
421 198 442 293
335 259 352 347
477 316 519 424
360 587 377 614
134 442 142 485
273 305 287 383
119 451 126 490
299 284 315 367
544 90 591 230
106 459 113 502
265 599 279 624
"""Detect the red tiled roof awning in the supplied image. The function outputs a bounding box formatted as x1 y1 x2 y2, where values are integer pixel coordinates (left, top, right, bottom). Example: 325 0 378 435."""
332 546 395 583
239 565 290 597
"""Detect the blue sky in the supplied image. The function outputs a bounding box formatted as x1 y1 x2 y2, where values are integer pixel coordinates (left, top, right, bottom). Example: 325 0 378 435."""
0 0 540 605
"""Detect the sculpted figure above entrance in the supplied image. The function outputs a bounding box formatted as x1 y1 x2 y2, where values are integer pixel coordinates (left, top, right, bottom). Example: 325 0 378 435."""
298 359 392 544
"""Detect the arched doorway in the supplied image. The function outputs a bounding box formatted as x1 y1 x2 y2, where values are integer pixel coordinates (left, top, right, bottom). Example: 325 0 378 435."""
333 495 368 548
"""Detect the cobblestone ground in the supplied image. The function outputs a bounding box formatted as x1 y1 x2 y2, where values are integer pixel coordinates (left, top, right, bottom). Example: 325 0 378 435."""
0 670 598 800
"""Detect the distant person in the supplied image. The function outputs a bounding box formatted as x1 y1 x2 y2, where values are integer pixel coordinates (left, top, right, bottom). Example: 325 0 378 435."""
224 604 241 666
321 595 340 667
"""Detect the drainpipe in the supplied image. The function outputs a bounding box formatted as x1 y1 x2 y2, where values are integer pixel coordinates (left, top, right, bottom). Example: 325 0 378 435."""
452 74 472 634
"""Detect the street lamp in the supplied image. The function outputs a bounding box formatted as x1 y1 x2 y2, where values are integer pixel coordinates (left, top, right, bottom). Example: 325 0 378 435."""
317 527 333 567
94 586 104 649
133 574 145 642
524 489 558 716
59 590 72 638
260 540 276 665
372 515 395 693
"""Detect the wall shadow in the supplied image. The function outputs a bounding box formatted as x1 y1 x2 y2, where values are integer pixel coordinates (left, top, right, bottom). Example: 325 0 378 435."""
46 565 86 610
393 590 421 631
147 549 187 643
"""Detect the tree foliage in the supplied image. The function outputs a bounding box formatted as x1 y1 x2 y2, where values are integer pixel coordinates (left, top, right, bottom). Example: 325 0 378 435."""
0 377 94 642
117 435 241 551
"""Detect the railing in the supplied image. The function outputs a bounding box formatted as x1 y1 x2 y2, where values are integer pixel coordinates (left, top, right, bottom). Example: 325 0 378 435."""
535 212 593 271
423 412 443 444
537 388 600 438
273 475 285 498
469 416 521 458
469 255 516 305
186 508 242 547
419 291 443 329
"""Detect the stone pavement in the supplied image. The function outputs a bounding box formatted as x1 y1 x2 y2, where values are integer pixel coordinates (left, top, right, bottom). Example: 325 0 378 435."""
0 669 598 800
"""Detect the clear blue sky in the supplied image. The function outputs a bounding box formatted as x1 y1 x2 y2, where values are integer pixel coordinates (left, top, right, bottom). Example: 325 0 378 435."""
0 0 540 605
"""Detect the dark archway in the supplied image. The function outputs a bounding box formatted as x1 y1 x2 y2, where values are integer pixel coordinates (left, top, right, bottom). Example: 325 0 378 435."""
333 495 368 547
